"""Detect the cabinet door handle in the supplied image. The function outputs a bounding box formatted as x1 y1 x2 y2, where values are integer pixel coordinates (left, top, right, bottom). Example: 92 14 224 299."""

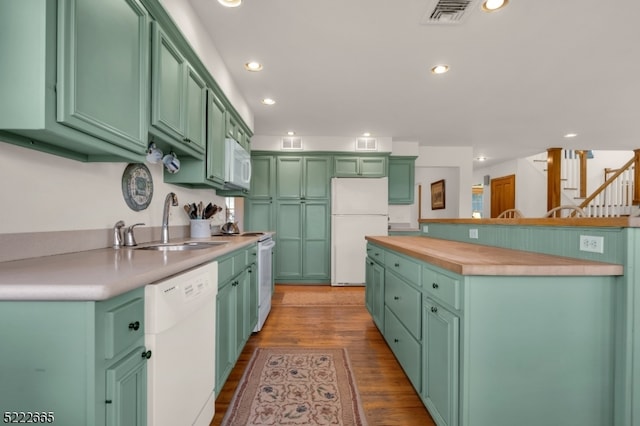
394 262 400 267
105 400 113 404
128 321 140 331
141 350 152 360
432 283 439 289
431 306 438 313
394 338 399 343
394 296 399 300
183 138 191 143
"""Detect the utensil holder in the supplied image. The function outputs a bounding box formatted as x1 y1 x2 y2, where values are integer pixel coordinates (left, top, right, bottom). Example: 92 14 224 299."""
190 220 211 238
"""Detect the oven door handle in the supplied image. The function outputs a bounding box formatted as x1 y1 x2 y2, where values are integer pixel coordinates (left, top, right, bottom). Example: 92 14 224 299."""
260 240 276 250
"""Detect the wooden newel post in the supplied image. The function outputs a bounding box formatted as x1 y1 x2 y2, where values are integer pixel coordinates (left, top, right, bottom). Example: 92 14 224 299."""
547 148 562 211
577 150 587 198
634 149 640 205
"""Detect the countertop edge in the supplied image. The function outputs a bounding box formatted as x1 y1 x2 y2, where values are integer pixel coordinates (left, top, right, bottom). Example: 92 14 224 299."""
0 236 265 301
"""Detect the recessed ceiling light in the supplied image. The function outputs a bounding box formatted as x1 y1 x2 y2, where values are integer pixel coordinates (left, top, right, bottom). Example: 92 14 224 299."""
362 132 371 137
476 156 487 162
564 133 578 138
482 0 509 12
261 98 276 105
287 131 295 136
217 0 241 7
244 61 263 72
431 64 449 75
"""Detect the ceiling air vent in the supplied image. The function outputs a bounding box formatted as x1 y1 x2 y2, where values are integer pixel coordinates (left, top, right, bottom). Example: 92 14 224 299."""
281 137 302 150
355 137 377 151
420 0 480 25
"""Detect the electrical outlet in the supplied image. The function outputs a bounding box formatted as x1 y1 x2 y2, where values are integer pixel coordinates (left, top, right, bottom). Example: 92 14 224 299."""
423 225 428 234
469 228 479 239
579 235 604 253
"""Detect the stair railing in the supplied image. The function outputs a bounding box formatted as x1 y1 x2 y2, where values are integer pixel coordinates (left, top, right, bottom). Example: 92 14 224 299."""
578 157 636 217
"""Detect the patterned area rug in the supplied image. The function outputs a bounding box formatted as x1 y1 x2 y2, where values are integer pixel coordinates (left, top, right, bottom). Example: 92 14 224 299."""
221 347 368 426
280 291 365 306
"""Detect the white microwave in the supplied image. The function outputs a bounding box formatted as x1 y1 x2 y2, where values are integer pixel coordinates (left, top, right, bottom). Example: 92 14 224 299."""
224 138 252 190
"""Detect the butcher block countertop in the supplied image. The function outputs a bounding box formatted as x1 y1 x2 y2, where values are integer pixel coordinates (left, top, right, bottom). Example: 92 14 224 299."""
0 235 261 301
366 236 624 276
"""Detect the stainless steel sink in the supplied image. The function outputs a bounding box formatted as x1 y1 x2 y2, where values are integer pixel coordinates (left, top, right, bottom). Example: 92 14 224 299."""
135 241 229 251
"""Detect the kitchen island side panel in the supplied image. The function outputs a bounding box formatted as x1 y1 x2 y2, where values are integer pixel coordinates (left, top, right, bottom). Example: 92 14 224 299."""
461 275 615 426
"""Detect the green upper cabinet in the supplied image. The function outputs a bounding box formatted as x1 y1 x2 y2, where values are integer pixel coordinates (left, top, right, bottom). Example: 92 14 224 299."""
276 156 331 199
57 0 150 155
334 155 388 177
245 155 276 232
0 0 149 162
249 156 276 199
206 90 227 186
388 156 417 204
150 22 205 158
185 67 207 151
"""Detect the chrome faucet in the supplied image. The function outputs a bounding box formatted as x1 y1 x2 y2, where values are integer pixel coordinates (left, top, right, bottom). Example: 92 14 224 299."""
161 192 179 244
113 220 125 249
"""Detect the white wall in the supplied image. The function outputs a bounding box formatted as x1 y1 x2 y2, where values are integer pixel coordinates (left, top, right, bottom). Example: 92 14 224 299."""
0 142 227 234
416 167 460 219
416 146 474 219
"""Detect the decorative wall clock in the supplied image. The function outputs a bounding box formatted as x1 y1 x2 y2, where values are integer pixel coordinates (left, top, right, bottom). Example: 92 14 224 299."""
122 163 153 211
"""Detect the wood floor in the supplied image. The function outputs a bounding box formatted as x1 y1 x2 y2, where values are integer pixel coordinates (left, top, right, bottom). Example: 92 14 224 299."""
210 285 435 426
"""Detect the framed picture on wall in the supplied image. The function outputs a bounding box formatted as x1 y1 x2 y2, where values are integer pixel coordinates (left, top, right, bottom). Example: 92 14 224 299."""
431 179 445 210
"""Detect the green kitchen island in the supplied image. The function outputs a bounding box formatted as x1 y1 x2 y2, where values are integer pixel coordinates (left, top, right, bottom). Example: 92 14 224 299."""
365 235 623 426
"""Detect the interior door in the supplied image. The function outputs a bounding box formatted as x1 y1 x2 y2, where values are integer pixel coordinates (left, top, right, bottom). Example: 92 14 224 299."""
490 174 516 218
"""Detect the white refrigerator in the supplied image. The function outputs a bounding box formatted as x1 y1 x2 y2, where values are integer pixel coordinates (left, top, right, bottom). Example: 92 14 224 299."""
331 177 389 286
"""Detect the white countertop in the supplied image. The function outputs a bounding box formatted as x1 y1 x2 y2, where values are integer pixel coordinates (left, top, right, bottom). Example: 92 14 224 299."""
0 235 262 301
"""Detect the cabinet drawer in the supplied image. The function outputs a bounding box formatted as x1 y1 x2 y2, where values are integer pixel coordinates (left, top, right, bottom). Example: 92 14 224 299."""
385 271 421 339
218 255 235 284
423 267 461 310
104 297 144 359
219 246 253 285
384 306 421 392
233 249 248 271
385 251 421 285
366 243 385 264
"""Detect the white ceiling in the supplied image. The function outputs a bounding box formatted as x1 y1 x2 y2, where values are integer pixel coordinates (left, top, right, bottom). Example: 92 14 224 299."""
187 0 640 166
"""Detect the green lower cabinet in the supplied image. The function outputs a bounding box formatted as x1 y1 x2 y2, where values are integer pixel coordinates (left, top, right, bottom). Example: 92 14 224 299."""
233 269 251 356
422 298 459 426
366 243 619 426
365 256 385 330
215 245 257 394
215 280 234 393
0 288 147 426
383 270 422 392
384 306 422 392
105 346 147 426
275 200 330 282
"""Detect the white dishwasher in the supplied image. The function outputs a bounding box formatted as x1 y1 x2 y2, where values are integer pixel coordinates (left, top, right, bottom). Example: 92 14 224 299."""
145 262 218 426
